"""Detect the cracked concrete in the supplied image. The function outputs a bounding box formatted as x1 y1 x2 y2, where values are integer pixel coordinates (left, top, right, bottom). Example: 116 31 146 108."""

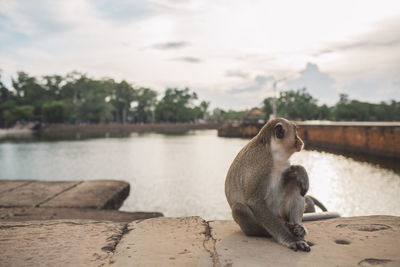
0 216 399 267
0 220 126 267
203 220 221 267
1 180 399 267
110 216 213 266
209 216 400 267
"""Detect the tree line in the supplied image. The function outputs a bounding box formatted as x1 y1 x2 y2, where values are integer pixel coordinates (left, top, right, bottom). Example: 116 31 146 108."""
0 71 399 128
0 71 210 127
262 88 399 121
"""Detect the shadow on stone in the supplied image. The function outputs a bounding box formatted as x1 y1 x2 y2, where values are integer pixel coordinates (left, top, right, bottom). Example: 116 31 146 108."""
336 224 391 232
358 258 393 266
334 239 350 245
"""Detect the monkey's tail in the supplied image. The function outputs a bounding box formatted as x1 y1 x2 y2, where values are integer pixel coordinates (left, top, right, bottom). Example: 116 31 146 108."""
302 211 340 221
307 195 328 212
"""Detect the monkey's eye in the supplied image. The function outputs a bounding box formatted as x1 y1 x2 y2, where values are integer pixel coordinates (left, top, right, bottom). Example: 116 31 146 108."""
274 123 285 139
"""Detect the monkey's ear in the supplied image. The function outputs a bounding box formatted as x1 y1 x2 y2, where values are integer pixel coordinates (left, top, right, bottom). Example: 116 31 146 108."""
274 123 285 139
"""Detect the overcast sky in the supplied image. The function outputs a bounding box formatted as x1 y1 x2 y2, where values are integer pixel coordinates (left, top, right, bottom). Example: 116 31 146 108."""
1 0 399 109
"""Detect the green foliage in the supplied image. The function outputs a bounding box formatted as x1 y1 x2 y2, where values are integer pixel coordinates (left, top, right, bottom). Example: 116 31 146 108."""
73 77 114 123
12 72 47 116
109 80 135 123
42 101 66 123
276 88 319 120
131 87 157 123
316 104 332 120
261 90 400 121
0 71 211 127
262 97 274 119
4 105 34 123
199 101 210 120
1 70 398 127
155 87 201 122
209 108 247 121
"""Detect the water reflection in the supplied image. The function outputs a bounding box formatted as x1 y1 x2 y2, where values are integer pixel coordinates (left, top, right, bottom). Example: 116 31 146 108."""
0 130 399 220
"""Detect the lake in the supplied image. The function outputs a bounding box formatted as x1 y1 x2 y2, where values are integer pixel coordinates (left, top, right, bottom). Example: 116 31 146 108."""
0 130 399 220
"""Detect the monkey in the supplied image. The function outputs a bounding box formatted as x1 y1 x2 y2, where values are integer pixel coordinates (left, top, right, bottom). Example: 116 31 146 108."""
225 117 339 252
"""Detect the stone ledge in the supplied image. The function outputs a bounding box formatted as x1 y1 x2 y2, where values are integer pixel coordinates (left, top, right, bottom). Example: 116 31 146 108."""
210 216 400 267
111 216 212 266
0 216 399 267
0 180 130 209
0 207 163 223
0 220 126 267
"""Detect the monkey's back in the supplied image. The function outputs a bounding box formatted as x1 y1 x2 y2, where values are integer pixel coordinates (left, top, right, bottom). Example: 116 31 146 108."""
225 137 272 208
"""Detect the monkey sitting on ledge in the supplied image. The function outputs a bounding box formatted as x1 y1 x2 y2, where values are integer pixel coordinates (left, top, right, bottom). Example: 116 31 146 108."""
225 118 339 252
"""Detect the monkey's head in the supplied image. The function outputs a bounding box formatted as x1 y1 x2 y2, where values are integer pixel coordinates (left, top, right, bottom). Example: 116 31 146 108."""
258 118 304 154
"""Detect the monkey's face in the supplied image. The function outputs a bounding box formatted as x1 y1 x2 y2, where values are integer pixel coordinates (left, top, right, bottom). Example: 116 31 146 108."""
272 119 304 154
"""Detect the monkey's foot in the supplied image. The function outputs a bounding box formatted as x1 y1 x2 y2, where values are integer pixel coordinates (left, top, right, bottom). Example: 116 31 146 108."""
288 240 311 252
286 223 307 238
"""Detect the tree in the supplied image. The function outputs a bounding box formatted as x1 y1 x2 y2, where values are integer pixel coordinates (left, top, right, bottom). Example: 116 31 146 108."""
109 80 135 123
316 104 332 120
131 87 158 123
71 76 114 123
155 87 199 122
209 108 247 121
262 97 274 119
4 105 34 124
42 101 67 123
12 72 46 117
0 73 17 127
199 101 210 120
273 88 319 120
42 75 64 100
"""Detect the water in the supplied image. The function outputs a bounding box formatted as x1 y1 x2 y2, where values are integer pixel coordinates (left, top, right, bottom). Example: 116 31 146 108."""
0 130 399 220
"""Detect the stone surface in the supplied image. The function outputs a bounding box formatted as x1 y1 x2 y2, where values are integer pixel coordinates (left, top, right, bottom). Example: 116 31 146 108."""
0 181 80 207
41 180 129 209
0 207 163 222
110 216 213 267
0 180 130 210
210 216 400 267
1 216 398 267
0 180 32 193
0 220 125 267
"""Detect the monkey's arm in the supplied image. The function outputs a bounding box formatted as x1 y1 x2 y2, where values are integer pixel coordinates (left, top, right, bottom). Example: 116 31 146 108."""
251 199 310 252
283 165 309 196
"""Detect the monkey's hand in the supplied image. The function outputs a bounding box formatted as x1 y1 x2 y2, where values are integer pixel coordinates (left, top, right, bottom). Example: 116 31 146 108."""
283 165 309 196
288 240 311 252
286 222 307 239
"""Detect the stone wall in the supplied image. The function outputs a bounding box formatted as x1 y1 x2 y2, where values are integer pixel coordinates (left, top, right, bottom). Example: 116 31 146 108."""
297 123 400 159
218 122 400 159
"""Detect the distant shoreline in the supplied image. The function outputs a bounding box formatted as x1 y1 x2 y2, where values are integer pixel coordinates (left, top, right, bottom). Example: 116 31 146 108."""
0 122 221 140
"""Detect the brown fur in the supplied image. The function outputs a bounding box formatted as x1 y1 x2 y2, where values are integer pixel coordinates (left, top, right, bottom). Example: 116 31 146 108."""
225 118 311 252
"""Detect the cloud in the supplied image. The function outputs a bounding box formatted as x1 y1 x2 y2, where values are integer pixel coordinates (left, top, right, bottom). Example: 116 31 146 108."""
313 17 400 57
0 1 399 110
172 56 202 63
341 78 400 103
90 0 153 22
229 75 273 94
225 70 249 79
152 41 189 50
0 1 72 36
285 63 338 105
314 39 400 57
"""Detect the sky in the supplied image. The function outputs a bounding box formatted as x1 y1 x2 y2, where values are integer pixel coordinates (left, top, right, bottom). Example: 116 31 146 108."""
0 0 399 110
